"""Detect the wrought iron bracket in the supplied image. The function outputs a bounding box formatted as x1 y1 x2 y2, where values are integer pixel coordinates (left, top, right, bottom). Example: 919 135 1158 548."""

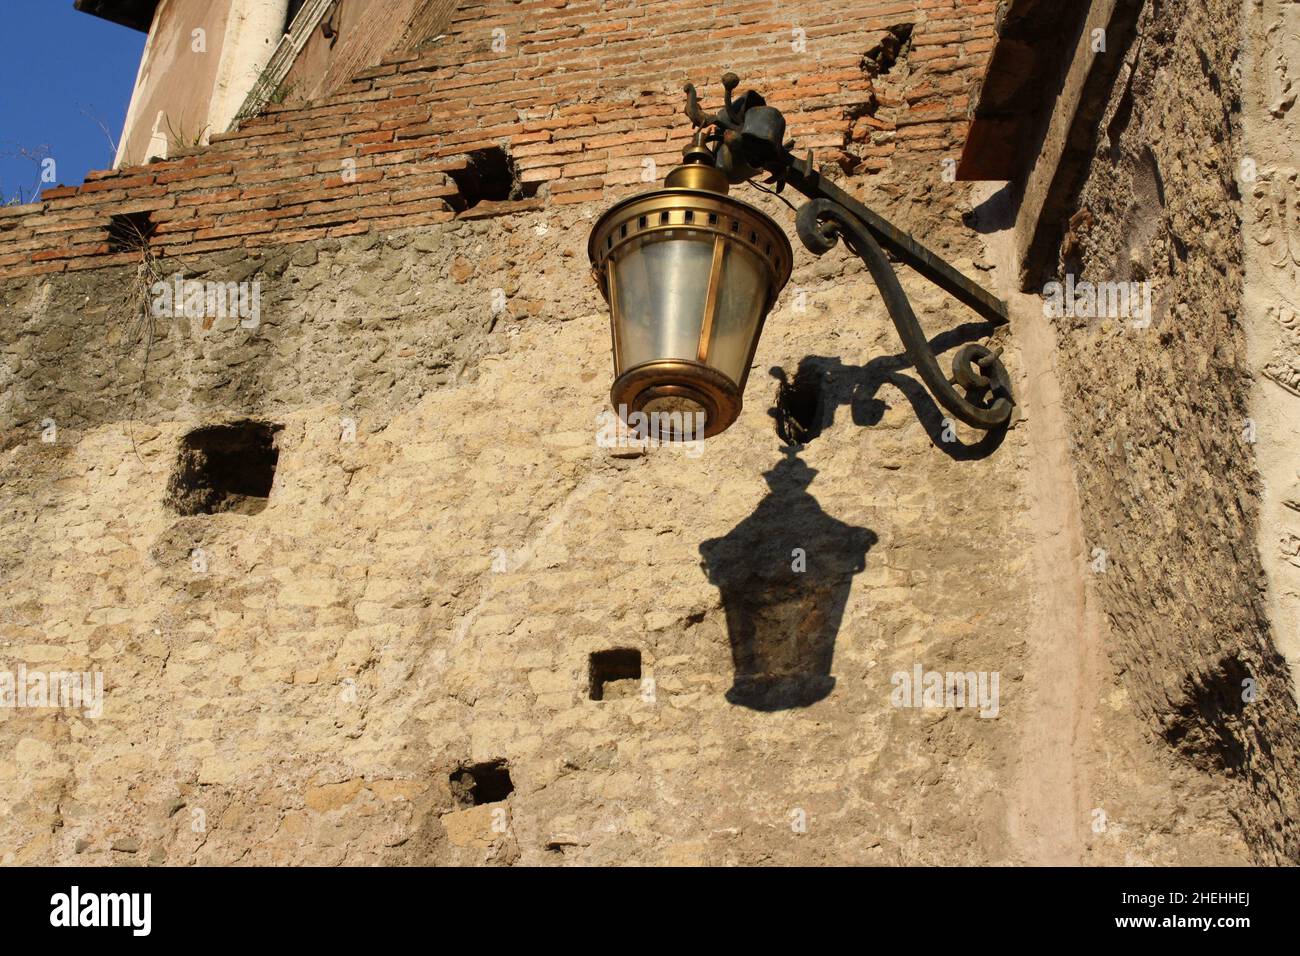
796 199 1013 429
682 74 1015 430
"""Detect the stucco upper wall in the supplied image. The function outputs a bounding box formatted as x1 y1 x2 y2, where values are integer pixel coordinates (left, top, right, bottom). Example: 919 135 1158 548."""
115 0 289 168
117 0 233 166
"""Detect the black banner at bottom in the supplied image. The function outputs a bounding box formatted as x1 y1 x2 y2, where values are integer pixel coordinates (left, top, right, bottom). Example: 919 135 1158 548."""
0 865 1280 941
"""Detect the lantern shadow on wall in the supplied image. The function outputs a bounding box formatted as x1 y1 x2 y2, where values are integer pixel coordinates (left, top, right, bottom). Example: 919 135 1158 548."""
699 446 876 711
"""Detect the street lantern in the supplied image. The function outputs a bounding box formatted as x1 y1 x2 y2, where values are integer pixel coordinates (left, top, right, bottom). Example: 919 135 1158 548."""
588 134 792 440
589 73 1016 442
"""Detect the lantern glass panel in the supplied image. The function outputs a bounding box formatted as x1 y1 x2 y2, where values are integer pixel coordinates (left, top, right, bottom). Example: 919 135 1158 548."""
704 242 769 386
612 230 714 372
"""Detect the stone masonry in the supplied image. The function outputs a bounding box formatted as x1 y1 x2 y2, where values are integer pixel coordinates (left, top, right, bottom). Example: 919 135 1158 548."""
1 0 1297 866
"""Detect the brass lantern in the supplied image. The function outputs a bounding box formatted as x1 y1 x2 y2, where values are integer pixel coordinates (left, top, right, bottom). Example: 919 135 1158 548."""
589 136 792 440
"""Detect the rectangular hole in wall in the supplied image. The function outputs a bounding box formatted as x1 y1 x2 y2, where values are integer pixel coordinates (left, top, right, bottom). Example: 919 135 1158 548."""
106 211 156 252
449 759 514 807
165 420 282 516
446 145 539 210
588 648 641 701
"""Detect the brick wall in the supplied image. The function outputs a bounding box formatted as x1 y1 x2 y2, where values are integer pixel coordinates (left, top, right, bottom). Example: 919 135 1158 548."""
0 0 996 279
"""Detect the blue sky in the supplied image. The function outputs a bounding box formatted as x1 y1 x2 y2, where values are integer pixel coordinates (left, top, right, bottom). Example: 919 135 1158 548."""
1 1 146 203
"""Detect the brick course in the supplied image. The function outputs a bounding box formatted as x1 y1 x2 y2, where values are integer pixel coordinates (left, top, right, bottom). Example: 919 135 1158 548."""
0 0 996 276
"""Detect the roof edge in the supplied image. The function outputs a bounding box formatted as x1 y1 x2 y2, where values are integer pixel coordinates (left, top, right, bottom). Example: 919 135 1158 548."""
73 0 159 33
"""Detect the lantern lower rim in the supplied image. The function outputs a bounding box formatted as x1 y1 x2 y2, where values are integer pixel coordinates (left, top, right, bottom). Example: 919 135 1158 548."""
611 359 742 440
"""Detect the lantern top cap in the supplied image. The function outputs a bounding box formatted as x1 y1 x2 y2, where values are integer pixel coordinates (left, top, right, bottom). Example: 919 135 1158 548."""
663 131 730 194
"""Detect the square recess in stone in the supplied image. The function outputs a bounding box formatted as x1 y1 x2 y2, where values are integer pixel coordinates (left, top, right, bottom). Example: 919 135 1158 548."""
449 760 514 807
588 648 642 701
165 421 282 516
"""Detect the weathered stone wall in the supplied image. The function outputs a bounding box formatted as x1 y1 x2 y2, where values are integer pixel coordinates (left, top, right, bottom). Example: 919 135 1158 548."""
1047 0 1300 862
0 197 1047 864
1 0 1297 866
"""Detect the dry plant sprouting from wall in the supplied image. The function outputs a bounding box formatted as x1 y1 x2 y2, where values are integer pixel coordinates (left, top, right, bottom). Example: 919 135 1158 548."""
113 212 175 461
164 115 211 154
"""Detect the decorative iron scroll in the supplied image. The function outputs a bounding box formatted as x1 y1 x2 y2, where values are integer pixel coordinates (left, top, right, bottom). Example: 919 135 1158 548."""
682 74 1015 430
